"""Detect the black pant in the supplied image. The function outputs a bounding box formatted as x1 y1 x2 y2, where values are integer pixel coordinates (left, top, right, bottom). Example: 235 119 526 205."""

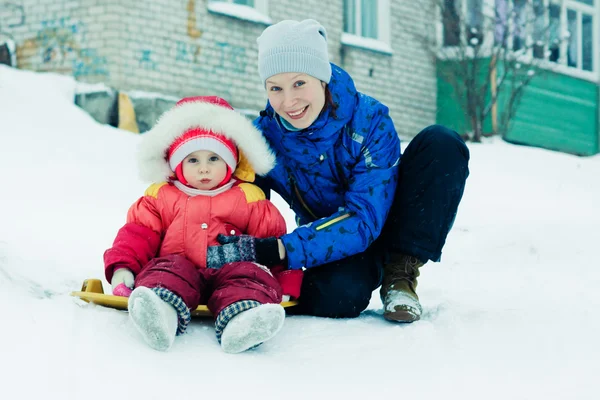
290 125 470 318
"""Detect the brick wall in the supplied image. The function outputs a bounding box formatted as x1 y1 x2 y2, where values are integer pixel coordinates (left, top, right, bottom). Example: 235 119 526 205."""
2 0 437 137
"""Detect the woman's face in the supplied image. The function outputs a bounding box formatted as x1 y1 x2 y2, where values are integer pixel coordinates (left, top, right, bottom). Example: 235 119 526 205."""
265 73 326 130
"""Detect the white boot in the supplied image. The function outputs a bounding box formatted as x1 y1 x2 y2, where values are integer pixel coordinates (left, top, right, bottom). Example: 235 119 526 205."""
128 287 178 351
220 304 285 354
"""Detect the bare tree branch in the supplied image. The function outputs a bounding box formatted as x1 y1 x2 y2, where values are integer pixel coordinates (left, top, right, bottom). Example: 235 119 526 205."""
411 0 561 142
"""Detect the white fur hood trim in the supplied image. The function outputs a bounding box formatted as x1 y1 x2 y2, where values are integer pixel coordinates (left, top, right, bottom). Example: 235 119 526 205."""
137 101 276 183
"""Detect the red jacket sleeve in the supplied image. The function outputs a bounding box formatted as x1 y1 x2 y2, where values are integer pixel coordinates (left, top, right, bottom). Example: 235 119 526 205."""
243 186 303 300
104 195 163 282
245 199 287 239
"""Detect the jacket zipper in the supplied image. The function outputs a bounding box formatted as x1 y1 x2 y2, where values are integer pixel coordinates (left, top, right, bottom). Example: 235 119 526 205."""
273 111 353 229
292 179 319 220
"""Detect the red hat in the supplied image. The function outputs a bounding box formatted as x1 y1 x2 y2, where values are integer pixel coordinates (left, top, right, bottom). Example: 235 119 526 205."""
137 96 276 184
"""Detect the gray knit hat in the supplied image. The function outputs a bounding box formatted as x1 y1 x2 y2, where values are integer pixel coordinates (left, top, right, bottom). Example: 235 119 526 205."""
257 19 331 85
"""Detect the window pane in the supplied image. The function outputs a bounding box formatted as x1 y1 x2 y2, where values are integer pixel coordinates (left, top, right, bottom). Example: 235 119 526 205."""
233 0 254 6
582 14 593 71
344 0 357 34
532 0 545 58
467 0 483 46
512 0 526 52
361 0 378 39
548 3 561 62
567 9 577 67
575 0 594 5
443 0 460 46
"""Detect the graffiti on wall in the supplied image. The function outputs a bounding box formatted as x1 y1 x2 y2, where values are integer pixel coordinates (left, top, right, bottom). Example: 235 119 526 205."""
176 40 247 75
37 18 83 65
139 49 157 70
178 0 247 75
214 42 246 73
71 47 109 77
176 40 201 64
15 17 109 77
0 2 26 41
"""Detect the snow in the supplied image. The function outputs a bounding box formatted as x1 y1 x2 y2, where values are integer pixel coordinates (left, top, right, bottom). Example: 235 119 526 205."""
341 32 393 55
125 90 180 101
207 1 272 25
74 81 113 94
384 289 421 315
1 64 599 399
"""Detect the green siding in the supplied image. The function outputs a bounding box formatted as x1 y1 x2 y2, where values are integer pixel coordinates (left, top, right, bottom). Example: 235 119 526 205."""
436 59 493 135
436 59 599 156
501 71 599 156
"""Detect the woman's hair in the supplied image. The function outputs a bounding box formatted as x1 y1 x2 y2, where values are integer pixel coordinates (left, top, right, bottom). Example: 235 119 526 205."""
323 85 338 119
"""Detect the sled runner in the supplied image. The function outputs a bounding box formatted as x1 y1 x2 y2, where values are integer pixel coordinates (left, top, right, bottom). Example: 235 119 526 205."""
71 279 298 317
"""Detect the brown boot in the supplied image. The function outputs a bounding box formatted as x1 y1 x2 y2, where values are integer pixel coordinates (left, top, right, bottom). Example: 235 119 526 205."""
380 253 425 323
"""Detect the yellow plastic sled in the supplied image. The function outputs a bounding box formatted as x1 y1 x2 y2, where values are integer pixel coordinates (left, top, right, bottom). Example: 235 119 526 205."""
71 279 298 317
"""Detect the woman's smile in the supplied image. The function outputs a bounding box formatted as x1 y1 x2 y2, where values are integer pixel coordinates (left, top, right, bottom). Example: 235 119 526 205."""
287 105 309 119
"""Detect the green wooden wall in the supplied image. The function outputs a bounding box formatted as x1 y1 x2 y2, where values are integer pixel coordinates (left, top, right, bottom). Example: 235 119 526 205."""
436 59 599 156
501 70 599 156
436 58 494 135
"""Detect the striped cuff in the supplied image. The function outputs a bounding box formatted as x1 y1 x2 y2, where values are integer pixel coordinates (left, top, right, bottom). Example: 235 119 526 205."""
214 300 261 343
152 287 191 335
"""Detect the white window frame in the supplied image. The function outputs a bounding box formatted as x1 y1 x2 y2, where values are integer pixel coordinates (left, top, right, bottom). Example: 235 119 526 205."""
437 0 600 82
207 0 271 25
341 0 393 55
560 0 599 77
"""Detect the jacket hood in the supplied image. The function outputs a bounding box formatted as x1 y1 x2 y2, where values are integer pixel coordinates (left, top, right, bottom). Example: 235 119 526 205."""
137 99 276 183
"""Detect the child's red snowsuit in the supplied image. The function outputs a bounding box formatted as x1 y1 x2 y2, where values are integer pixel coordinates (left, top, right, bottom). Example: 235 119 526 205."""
103 96 302 316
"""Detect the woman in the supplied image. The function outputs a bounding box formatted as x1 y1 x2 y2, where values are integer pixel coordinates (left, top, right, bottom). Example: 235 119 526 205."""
208 19 470 322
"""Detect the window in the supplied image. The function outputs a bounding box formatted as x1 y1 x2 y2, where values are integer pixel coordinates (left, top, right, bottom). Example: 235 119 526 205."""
344 0 378 38
441 0 484 46
342 0 392 53
443 0 461 46
467 0 484 45
494 0 536 51
207 0 271 25
496 0 597 73
564 0 596 72
546 2 561 61
442 0 599 77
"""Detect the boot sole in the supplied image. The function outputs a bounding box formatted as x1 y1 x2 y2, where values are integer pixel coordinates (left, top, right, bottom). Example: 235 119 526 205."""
128 287 176 351
382 289 422 323
220 304 285 354
383 309 421 323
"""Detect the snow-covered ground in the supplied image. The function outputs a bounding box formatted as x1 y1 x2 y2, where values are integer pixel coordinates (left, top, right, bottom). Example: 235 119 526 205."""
1 65 599 399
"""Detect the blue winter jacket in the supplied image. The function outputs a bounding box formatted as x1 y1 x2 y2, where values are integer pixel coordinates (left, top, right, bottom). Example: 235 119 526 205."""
254 64 401 270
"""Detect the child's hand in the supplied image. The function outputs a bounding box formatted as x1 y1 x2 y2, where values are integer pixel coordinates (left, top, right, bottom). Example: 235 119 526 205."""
111 268 134 295
112 283 133 297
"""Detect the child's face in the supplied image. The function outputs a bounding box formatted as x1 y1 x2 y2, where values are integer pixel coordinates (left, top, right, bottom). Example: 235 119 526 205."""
182 150 228 190
265 73 326 130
